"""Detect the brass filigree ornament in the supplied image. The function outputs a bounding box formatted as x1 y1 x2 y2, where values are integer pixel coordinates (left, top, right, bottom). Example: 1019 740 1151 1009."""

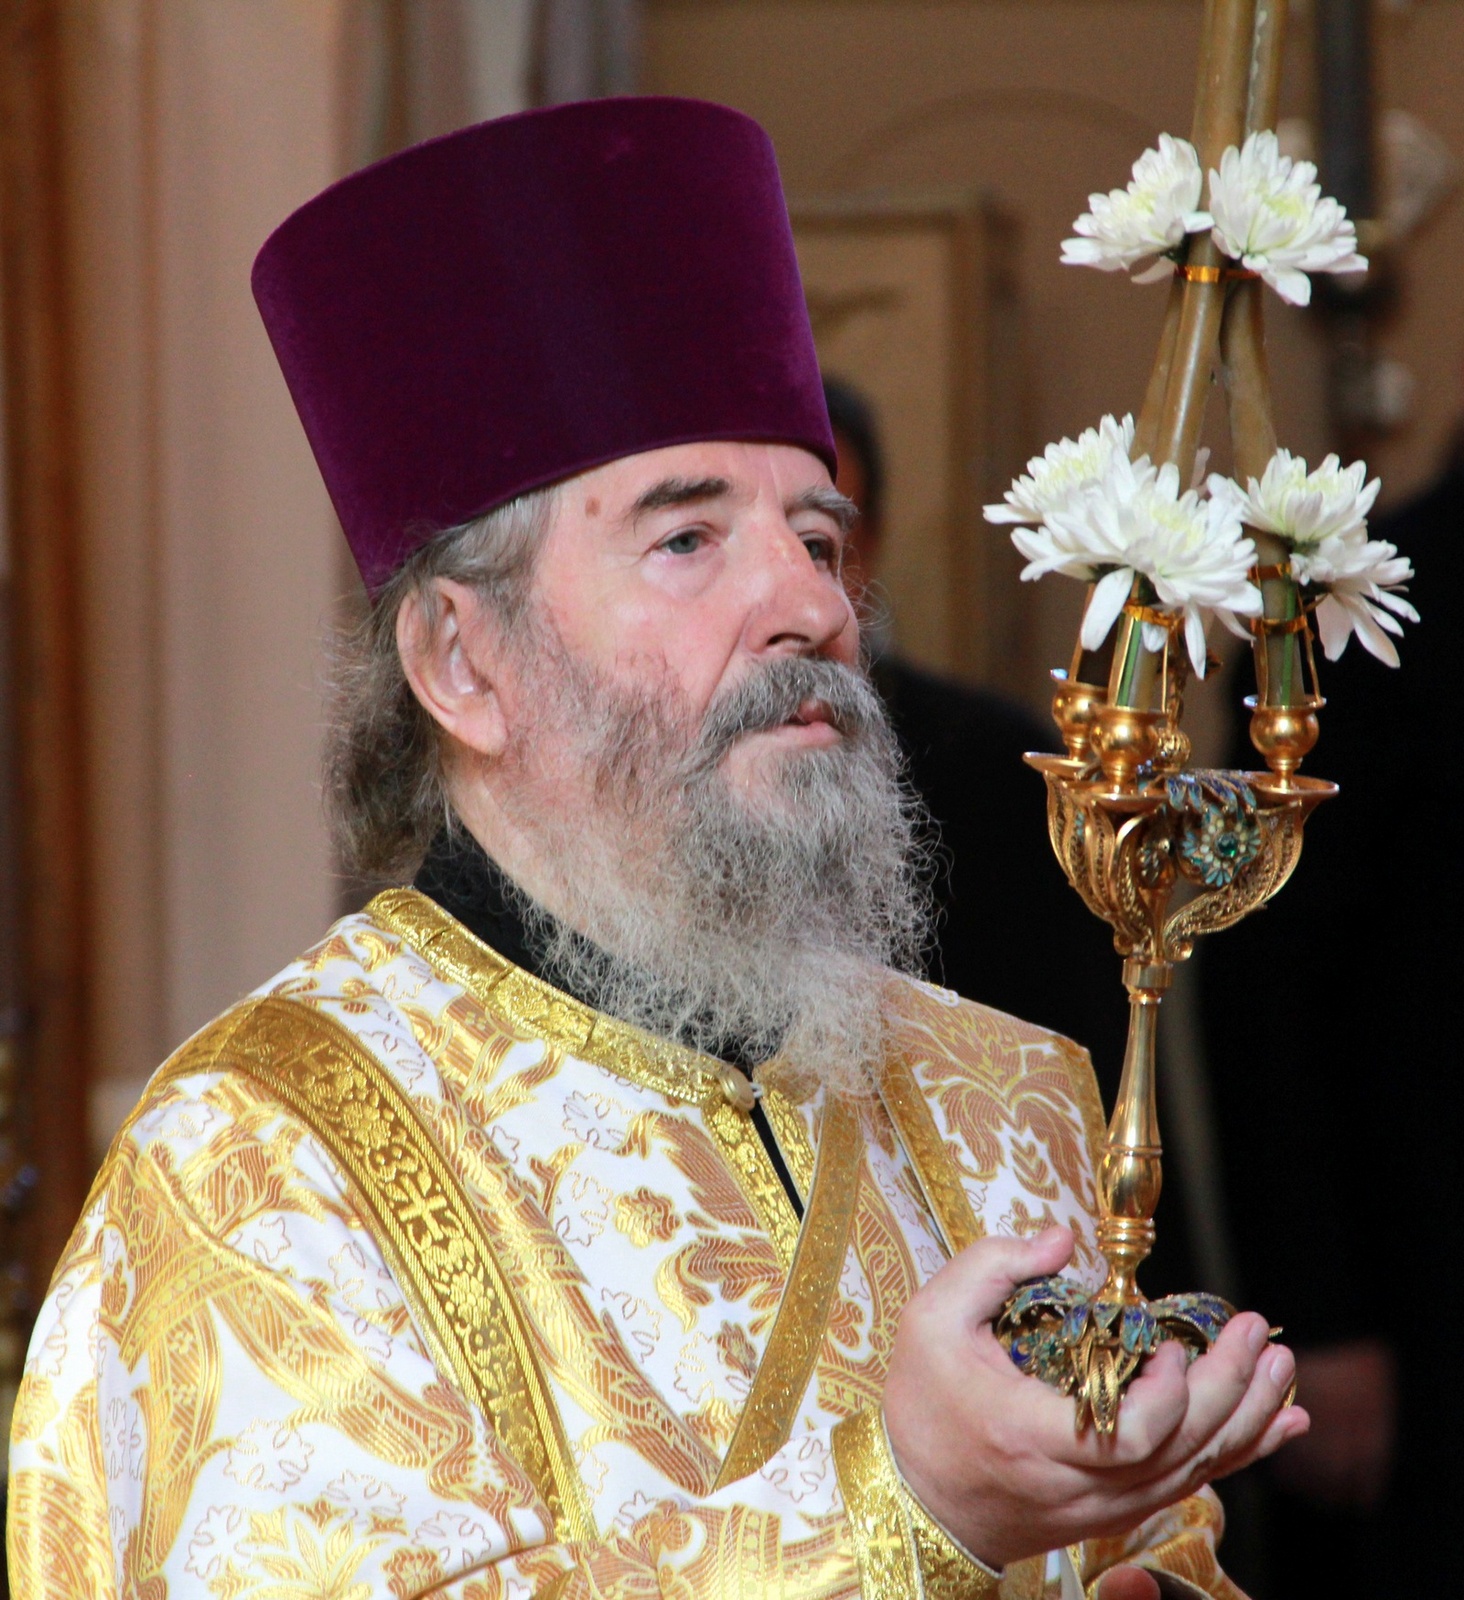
995 625 1334 1432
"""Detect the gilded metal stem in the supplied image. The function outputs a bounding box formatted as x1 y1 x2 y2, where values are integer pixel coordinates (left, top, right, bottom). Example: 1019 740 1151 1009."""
1096 960 1170 1303
1005 730 1328 1430
1109 0 1262 719
1152 0 1256 473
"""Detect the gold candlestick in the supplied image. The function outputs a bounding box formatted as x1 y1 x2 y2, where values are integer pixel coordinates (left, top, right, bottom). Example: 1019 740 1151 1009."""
1000 654 1332 1430
990 0 1403 1429
990 0 1359 1433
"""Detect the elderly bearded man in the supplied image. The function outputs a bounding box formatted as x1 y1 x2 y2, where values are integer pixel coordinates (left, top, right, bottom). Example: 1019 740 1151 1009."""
8 101 1304 1600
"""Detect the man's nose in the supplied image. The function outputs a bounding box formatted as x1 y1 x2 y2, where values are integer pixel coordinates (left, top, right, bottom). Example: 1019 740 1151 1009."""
742 522 857 660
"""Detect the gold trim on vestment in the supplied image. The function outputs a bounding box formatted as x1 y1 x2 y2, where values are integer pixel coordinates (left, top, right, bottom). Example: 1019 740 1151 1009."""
832 1407 1001 1600
155 995 596 1544
369 888 803 1267
1000 1555 1050 1599
877 1054 984 1255
703 1099 802 1269
1053 1037 1109 1174
369 889 874 1492
758 1084 817 1199
833 1407 917 1600
906 1484 1003 1600
371 887 724 1105
713 1094 862 1489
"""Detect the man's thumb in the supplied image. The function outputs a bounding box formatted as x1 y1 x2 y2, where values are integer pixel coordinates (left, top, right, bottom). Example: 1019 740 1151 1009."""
943 1226 1075 1324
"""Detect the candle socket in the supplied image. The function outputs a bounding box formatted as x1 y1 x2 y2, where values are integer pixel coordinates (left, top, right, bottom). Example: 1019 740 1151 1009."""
1248 694 1322 785
1049 669 1107 765
1090 704 1165 793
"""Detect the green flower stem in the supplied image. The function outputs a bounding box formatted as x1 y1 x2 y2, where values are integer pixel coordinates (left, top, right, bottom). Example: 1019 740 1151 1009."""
1109 601 1161 711
1249 527 1305 707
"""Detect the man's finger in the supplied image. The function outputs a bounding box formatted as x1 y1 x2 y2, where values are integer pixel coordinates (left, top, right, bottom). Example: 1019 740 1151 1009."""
1096 1565 1162 1600
1243 1397 1311 1465
1115 1400 1313 1517
1040 1340 1190 1472
1191 1342 1300 1477
931 1226 1076 1327
1204 1368 1311 1481
1044 1318 1285 1482
1138 1313 1271 1469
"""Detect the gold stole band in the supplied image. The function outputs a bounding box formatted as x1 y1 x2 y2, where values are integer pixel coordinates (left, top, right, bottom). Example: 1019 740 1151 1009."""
878 1054 984 1254
878 1054 1064 1600
713 1093 862 1489
157 995 595 1543
160 987 866 1523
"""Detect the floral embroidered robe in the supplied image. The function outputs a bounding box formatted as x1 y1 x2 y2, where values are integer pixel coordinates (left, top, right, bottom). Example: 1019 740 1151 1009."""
8 890 1240 1600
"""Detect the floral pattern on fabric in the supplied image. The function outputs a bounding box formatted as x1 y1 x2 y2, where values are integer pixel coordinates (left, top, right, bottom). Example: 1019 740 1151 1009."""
10 902 1232 1599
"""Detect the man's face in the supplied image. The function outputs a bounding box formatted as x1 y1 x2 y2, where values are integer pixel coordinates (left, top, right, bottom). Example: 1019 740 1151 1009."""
511 441 859 799
416 439 924 1080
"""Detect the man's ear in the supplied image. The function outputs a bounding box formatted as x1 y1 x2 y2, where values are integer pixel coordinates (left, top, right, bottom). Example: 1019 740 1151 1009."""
396 578 511 760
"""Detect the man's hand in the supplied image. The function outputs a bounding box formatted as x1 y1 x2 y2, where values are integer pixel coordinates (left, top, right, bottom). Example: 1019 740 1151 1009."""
883 1227 1309 1571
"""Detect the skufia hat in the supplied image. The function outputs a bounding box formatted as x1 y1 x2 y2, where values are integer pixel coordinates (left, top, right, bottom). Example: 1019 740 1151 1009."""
253 96 834 596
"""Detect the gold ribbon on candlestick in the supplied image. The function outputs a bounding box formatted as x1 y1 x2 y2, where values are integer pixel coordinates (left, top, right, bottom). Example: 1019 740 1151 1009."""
1173 263 1261 283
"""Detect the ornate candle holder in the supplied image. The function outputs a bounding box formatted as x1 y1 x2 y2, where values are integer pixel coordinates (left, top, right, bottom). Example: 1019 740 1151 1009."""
984 0 1417 1432
995 618 1334 1433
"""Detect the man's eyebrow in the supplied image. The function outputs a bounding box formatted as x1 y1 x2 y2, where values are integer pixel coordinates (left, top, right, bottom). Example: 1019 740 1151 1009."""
628 476 734 519
788 485 858 532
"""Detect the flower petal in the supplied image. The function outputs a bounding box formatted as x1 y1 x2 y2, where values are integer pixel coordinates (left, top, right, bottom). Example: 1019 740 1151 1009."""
1352 601 1403 666
1082 567 1135 651
1184 606 1210 676
1315 594 1352 660
1373 590 1420 623
1264 264 1312 306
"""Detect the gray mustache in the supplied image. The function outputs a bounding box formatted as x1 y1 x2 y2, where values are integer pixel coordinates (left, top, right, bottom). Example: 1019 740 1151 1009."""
695 658 883 763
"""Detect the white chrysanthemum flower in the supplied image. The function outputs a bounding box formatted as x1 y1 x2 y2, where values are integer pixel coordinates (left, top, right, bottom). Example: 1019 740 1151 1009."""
1215 446 1414 663
1226 449 1381 551
1300 533 1418 666
984 414 1140 526
1061 135 1213 280
1207 130 1367 306
1029 456 1261 675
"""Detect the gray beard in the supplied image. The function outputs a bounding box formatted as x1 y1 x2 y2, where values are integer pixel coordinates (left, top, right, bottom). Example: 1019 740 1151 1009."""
497 633 933 1095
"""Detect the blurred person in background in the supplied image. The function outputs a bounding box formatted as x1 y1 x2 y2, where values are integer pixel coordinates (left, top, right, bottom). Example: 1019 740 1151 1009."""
824 377 1173 1151
1198 430 1458 1598
824 377 1127 1070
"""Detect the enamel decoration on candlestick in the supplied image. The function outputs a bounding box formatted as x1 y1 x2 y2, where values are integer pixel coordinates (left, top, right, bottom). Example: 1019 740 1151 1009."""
986 0 1415 1435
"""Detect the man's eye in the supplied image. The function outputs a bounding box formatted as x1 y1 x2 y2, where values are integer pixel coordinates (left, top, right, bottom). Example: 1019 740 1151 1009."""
802 534 837 567
660 529 704 556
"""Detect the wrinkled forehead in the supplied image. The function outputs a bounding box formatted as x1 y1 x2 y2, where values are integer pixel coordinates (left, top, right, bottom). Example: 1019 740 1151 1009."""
520 443 848 597
557 440 838 517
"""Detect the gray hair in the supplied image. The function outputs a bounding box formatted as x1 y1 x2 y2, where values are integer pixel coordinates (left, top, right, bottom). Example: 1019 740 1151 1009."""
323 486 559 880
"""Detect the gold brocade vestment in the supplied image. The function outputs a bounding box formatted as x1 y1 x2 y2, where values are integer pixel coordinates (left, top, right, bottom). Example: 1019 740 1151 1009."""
8 891 1240 1599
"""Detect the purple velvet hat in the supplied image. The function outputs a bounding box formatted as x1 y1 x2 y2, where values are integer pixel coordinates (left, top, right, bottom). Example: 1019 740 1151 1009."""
253 97 834 595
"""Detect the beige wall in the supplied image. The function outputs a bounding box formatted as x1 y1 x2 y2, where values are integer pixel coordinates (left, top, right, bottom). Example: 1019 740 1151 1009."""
60 2 539 1157
645 0 1459 699
62 1 350 1149
1376 0 1464 499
